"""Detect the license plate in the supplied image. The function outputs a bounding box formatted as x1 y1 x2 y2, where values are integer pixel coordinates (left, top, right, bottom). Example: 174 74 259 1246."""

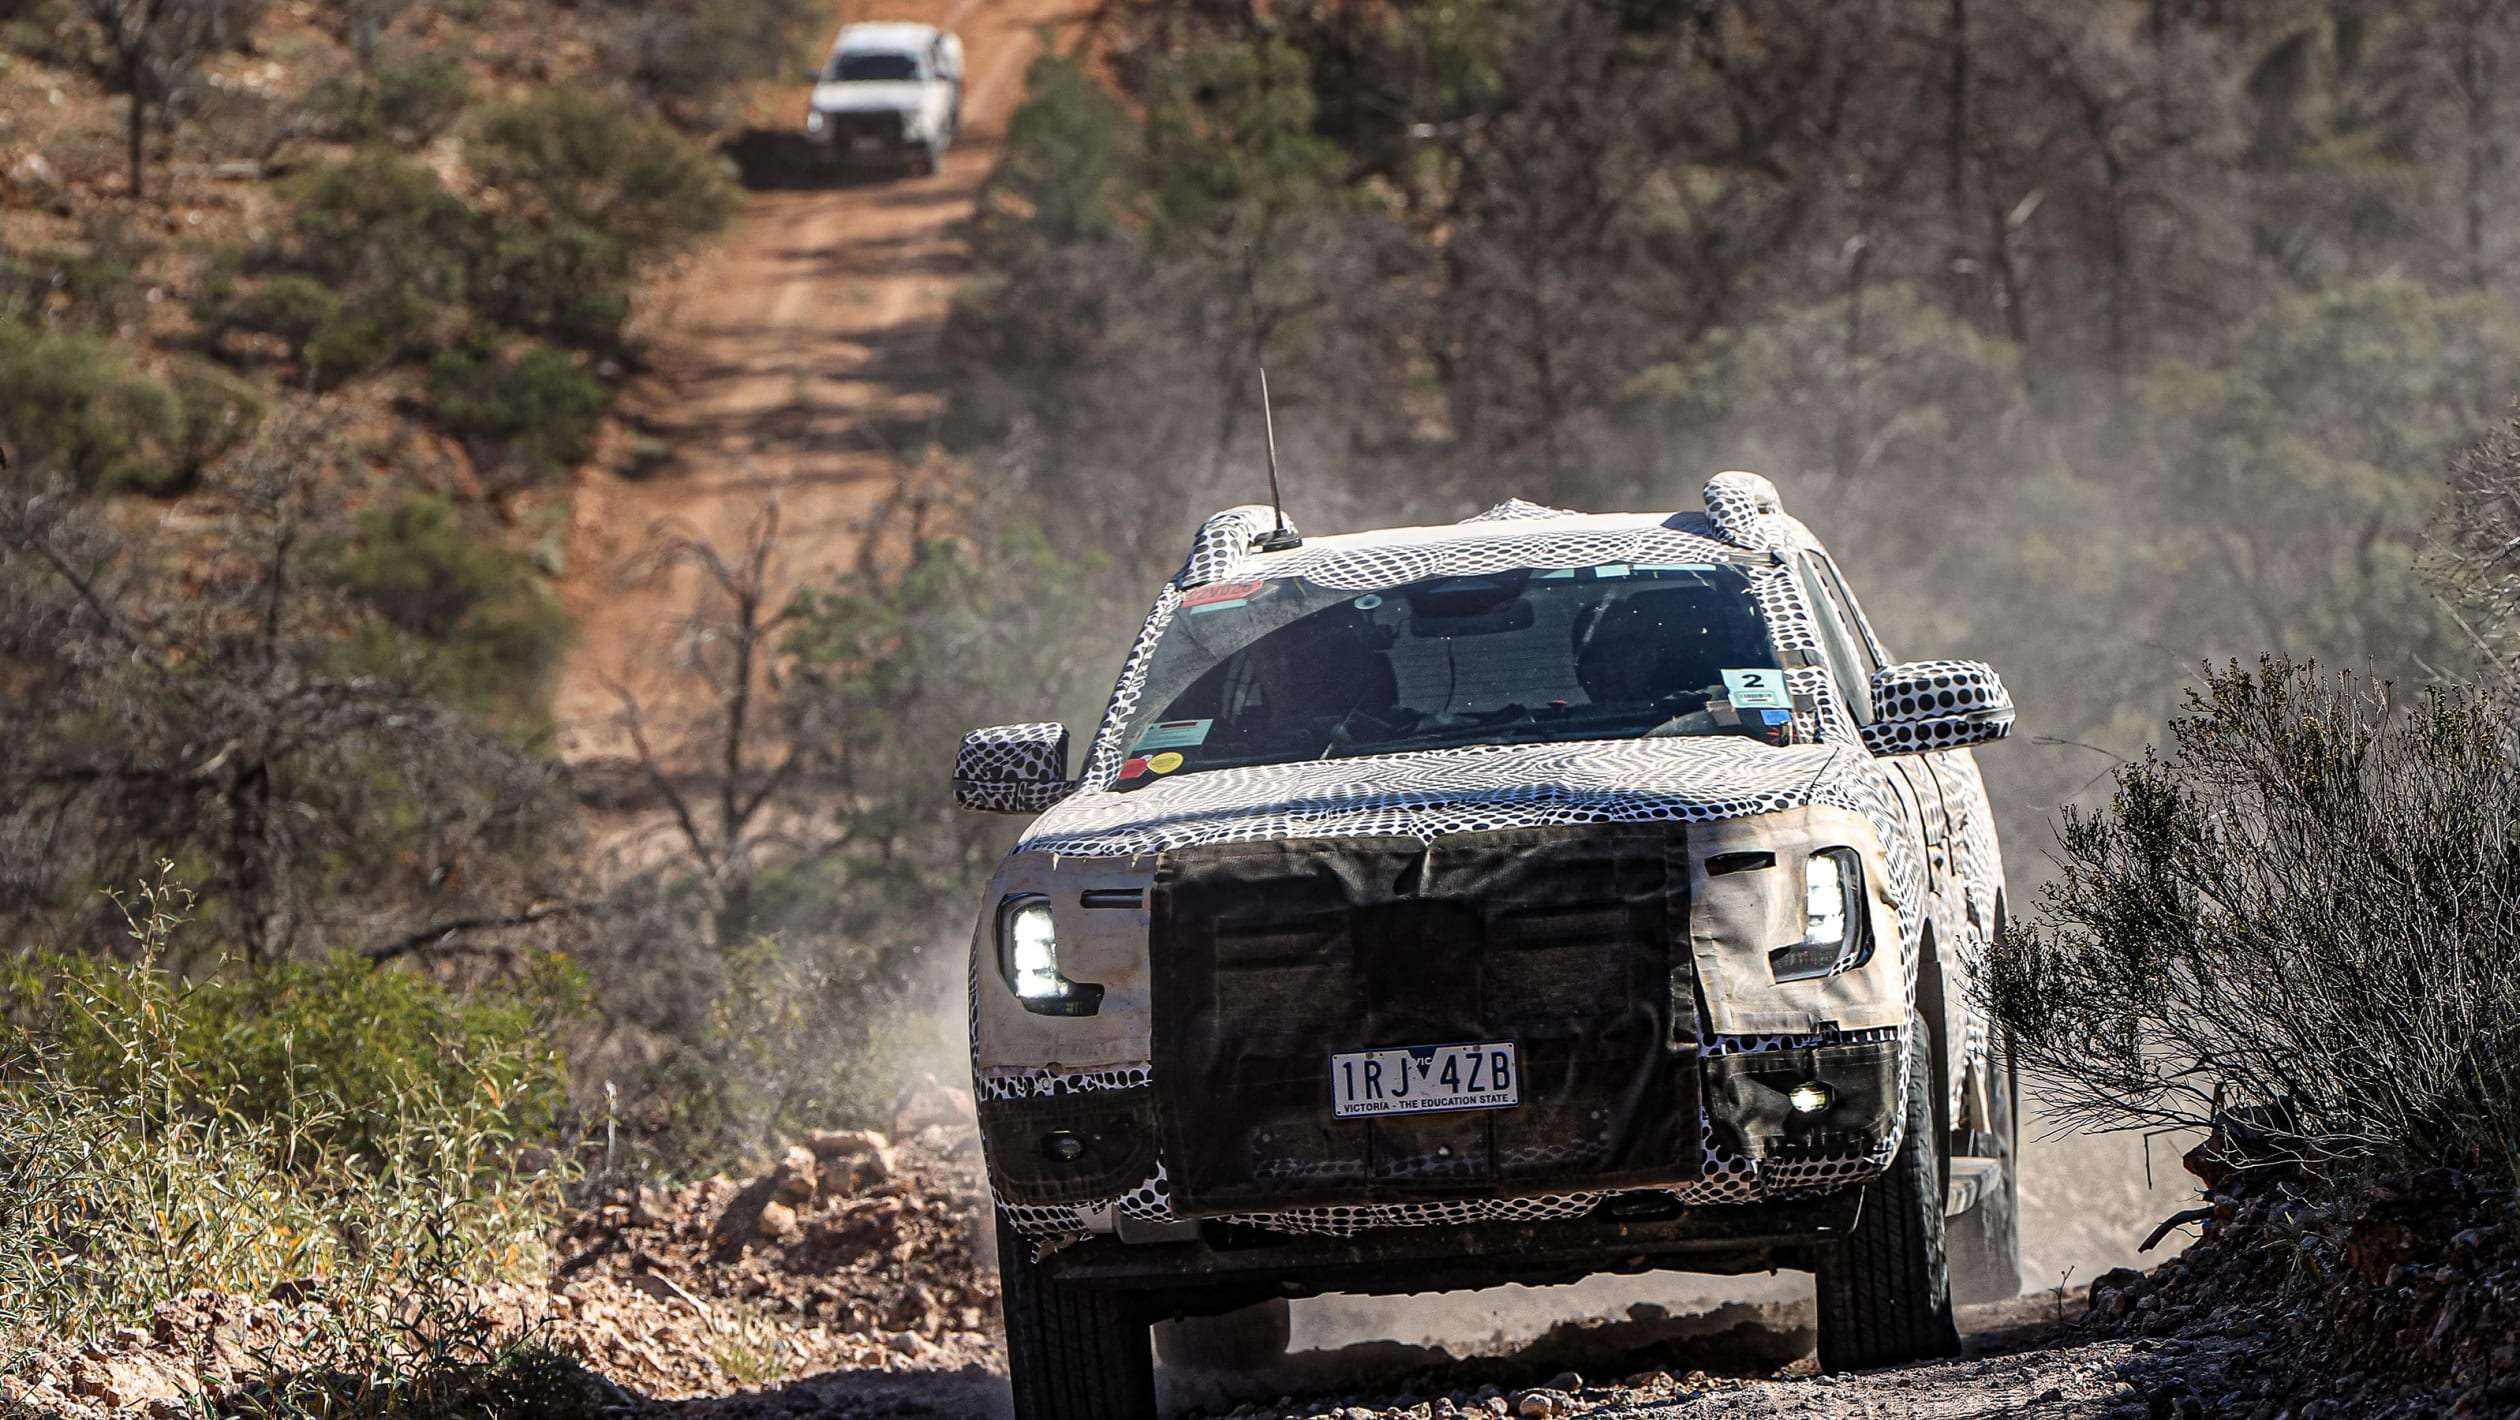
1330 1041 1519 1120
851 136 882 153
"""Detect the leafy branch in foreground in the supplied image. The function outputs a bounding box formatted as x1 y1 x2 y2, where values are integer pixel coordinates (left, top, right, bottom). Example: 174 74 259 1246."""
1985 658 2520 1178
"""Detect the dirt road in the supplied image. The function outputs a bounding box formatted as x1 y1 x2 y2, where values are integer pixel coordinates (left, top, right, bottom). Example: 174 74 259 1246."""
633 1294 2170 1419
551 0 1090 760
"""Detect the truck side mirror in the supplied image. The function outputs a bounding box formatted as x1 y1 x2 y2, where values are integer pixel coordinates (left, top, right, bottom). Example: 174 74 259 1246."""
1859 661 2014 756
954 723 1076 814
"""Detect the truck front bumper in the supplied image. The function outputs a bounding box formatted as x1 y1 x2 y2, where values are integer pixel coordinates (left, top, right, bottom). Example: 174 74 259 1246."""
1034 1185 1866 1297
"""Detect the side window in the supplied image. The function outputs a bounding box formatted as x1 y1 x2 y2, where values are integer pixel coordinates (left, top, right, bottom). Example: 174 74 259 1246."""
1812 552 1890 673
1794 555 1875 726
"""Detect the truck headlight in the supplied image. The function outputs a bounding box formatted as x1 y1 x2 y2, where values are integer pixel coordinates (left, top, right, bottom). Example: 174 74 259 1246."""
998 895 1104 1016
805 109 826 134
1769 848 1868 983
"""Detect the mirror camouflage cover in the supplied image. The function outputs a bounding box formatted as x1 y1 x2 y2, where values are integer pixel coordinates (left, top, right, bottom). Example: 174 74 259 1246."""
970 476 2012 1242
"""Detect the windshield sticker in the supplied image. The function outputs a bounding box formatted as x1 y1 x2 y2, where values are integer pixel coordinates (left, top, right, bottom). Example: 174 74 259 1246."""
1184 579 1264 612
1533 569 1578 580
1595 563 1632 578
1148 751 1185 775
1132 718 1213 751
1118 756 1152 781
1637 562 1718 573
1722 667 1792 709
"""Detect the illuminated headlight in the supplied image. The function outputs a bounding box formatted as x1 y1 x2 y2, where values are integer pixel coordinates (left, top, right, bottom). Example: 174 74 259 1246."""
805 110 826 134
1805 851 1849 948
1768 848 1868 983
997 895 1103 1016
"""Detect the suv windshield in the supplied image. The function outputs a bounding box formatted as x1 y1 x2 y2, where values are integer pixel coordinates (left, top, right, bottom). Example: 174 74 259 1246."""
831 52 919 82
1116 562 1788 783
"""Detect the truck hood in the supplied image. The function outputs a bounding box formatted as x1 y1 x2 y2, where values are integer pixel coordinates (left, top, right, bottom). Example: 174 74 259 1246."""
812 81 926 115
1017 738 1854 858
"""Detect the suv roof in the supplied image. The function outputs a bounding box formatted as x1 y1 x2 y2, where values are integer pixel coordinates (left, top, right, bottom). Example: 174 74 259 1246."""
1175 473 1825 590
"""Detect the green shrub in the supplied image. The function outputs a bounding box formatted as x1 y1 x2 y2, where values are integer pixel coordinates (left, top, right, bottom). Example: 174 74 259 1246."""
471 216 634 350
218 272 340 362
427 337 608 484
469 90 735 261
0 871 574 1344
0 225 148 335
0 318 182 490
305 50 475 146
3 945 580 1173
329 492 574 712
284 150 474 306
164 356 265 484
305 296 439 390
599 0 825 130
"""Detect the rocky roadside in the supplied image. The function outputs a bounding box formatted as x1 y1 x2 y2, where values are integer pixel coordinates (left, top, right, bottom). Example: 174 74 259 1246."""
0 1092 1007 1418
2080 1156 2520 1420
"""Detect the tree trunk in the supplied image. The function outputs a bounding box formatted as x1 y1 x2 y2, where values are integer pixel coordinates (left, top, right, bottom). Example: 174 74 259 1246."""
125 56 148 200
2457 21 2497 291
1943 0 1972 307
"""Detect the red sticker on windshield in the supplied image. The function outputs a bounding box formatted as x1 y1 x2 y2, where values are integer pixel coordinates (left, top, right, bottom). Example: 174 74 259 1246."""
1118 756 1152 780
1183 579 1264 608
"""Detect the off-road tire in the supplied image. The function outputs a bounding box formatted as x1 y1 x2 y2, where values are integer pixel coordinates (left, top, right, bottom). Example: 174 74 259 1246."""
996 1212 1157 1420
1814 1020 1962 1371
1154 1296 1292 1373
1949 1042 2022 1305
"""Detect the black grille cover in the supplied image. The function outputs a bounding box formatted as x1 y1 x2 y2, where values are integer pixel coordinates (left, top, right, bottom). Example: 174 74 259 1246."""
1149 825 1699 1213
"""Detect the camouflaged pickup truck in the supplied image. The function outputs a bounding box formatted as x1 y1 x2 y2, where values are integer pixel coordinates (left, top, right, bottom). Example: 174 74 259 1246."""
954 473 2020 1418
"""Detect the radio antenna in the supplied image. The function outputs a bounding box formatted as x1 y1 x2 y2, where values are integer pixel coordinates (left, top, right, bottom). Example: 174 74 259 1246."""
1247 252 1302 552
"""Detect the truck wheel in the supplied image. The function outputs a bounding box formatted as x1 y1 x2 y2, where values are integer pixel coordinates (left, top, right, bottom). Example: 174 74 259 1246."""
1154 1296 1291 1373
1814 1020 1962 1371
1949 1043 2022 1305
997 1212 1157 1420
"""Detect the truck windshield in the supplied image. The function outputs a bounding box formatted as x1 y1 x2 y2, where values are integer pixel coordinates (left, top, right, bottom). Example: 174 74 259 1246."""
831 52 919 82
1114 563 1789 784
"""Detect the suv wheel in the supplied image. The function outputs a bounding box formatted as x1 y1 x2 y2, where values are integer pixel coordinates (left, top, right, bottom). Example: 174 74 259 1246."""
1814 1018 1962 1370
1949 1043 2022 1305
997 1212 1157 1420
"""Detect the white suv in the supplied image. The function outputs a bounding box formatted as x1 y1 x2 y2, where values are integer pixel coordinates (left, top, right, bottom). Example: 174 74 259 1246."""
803 22 964 176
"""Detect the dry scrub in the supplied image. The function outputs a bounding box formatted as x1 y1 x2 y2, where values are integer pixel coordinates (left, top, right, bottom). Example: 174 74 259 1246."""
1988 659 2520 1178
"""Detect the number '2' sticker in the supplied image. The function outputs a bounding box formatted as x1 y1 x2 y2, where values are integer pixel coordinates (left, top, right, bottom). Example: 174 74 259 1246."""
1722 668 1791 709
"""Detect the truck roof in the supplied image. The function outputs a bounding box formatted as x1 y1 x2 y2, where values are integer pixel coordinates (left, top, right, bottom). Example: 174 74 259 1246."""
834 21 942 52
1173 476 1825 590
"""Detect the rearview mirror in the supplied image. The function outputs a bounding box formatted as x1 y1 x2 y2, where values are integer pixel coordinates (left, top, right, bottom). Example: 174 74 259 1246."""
954 723 1075 814
1859 661 2014 756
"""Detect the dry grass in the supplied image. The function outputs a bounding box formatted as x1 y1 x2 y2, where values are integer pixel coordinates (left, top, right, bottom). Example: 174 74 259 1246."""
0 868 586 1414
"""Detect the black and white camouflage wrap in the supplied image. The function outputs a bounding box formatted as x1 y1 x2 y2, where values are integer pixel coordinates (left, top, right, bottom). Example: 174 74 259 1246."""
952 722 1072 814
1859 661 2016 757
970 476 2012 1242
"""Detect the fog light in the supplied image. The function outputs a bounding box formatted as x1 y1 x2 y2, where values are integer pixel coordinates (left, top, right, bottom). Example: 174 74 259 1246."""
1788 1082 1833 1115
1042 1131 1086 1163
